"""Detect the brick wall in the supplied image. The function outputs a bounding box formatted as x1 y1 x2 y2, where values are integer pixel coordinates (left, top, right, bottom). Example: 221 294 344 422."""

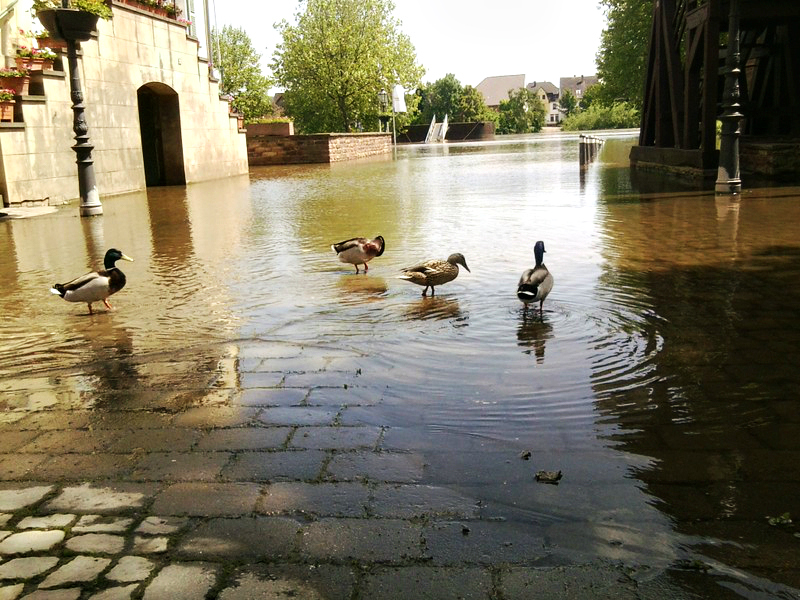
246 132 392 165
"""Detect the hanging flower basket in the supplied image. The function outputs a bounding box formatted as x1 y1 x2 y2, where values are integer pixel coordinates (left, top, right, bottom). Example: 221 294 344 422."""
37 8 100 42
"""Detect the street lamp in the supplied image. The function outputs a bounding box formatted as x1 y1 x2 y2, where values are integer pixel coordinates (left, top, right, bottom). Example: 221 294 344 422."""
378 89 389 132
37 3 103 216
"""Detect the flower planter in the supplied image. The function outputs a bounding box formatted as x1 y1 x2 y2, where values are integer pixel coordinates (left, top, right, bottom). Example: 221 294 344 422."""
37 8 100 42
0 100 14 123
37 37 69 51
0 75 30 96
15 57 53 72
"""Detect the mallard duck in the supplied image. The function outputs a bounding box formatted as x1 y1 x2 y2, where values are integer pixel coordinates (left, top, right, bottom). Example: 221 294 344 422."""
398 252 470 296
331 235 385 273
50 248 134 315
517 240 553 315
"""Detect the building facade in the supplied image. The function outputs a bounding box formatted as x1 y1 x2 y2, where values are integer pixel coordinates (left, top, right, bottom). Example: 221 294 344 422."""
0 0 247 208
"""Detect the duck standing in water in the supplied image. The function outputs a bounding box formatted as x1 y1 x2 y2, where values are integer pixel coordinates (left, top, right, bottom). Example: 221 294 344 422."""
50 248 134 315
517 241 553 316
331 235 385 273
398 252 470 296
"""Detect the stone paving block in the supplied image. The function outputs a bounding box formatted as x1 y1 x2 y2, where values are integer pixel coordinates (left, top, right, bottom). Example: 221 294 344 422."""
32 454 136 481
141 562 219 600
290 426 382 450
131 536 168 554
45 484 157 514
107 429 200 453
238 372 285 388
222 450 326 482
0 432 40 454
326 451 425 482
195 427 291 451
18 431 117 454
0 515 9 527
258 407 339 426
65 534 125 554
283 372 361 388
0 532 9 542
257 482 369 517
86 584 139 600
0 455 48 481
0 530 64 554
0 557 59 579
150 483 261 516
134 516 187 536
500 564 644 600
0 584 23 600
40 556 111 588
14 411 92 431
72 516 133 534
256 356 331 373
130 452 231 481
171 406 260 428
370 484 481 519
0 487 53 511
236 388 308 407
424 520 548 565
176 517 300 560
361 566 494 600
106 556 155 582
217 564 356 600
17 515 76 529
300 518 422 563
305 387 380 406
18 589 81 600
88 411 174 430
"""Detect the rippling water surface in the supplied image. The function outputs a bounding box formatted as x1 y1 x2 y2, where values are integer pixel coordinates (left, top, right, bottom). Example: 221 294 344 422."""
3 130 800 595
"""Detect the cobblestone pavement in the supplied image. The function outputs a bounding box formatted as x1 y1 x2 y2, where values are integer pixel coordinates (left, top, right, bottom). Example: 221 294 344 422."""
0 342 731 599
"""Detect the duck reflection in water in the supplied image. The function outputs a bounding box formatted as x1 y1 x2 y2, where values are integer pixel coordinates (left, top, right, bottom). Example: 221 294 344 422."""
517 315 554 364
403 296 466 324
336 275 388 304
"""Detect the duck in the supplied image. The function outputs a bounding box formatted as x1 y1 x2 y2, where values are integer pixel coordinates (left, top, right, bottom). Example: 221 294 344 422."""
517 240 553 316
398 252 470 296
50 248 134 315
331 235 385 273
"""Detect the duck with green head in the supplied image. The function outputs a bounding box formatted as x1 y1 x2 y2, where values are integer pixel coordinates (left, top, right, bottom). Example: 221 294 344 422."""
517 240 553 316
50 248 134 314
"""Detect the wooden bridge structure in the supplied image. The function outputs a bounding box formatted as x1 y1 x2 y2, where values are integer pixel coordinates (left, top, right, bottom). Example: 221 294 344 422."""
630 0 800 183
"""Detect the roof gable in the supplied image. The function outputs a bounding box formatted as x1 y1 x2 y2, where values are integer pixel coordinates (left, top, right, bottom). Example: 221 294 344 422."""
476 74 526 106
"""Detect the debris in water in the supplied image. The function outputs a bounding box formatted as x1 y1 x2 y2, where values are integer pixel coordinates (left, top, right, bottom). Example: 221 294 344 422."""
535 470 562 484
519 450 532 460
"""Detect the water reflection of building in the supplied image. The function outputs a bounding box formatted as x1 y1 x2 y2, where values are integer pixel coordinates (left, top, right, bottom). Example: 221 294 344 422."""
0 0 247 209
593 185 800 590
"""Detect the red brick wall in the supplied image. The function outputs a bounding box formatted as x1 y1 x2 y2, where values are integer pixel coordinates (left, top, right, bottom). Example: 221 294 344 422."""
246 132 392 165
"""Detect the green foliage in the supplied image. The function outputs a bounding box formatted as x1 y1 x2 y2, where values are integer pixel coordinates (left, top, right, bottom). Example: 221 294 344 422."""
579 82 602 110
271 0 423 133
0 88 15 102
559 89 578 117
456 85 498 124
414 76 496 126
560 101 639 131
596 0 653 110
33 0 113 19
213 25 273 123
497 87 545 134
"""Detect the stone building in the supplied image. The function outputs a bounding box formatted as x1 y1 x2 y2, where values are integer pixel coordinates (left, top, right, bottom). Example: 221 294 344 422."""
0 0 247 209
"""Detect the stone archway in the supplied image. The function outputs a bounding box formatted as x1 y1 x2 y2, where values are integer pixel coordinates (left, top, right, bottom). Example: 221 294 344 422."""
137 83 186 186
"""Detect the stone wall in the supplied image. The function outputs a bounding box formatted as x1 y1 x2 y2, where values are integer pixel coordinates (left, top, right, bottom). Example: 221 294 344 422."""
0 1 248 208
247 132 392 165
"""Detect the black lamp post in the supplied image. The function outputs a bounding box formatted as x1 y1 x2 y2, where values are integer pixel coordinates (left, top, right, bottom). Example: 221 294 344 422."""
378 89 390 133
37 4 102 216
716 0 743 194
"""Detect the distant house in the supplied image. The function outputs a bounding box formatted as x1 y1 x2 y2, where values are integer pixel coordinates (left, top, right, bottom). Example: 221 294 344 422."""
527 81 561 125
559 75 599 102
476 74 526 110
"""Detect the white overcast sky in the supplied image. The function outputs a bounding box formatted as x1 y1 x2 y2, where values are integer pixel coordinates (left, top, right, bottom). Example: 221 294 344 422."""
210 0 606 89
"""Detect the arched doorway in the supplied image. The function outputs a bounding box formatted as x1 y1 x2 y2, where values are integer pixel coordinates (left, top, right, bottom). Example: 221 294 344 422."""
137 83 186 186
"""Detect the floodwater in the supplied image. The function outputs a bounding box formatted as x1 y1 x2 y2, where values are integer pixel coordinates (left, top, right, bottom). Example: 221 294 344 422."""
3 131 800 596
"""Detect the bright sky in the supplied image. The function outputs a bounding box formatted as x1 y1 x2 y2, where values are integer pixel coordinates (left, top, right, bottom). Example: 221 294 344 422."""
210 0 607 90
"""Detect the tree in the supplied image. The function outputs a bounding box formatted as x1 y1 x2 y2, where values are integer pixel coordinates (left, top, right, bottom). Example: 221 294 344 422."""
595 0 653 110
497 88 546 134
456 85 498 124
214 25 273 122
271 0 423 133
559 89 578 117
416 74 462 124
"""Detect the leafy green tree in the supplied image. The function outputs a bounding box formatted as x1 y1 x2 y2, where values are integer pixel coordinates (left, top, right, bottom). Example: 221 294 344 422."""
214 25 273 122
456 85 498 124
595 0 653 110
559 89 578 117
497 88 545 134
271 0 423 133
416 73 462 124
561 101 639 131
